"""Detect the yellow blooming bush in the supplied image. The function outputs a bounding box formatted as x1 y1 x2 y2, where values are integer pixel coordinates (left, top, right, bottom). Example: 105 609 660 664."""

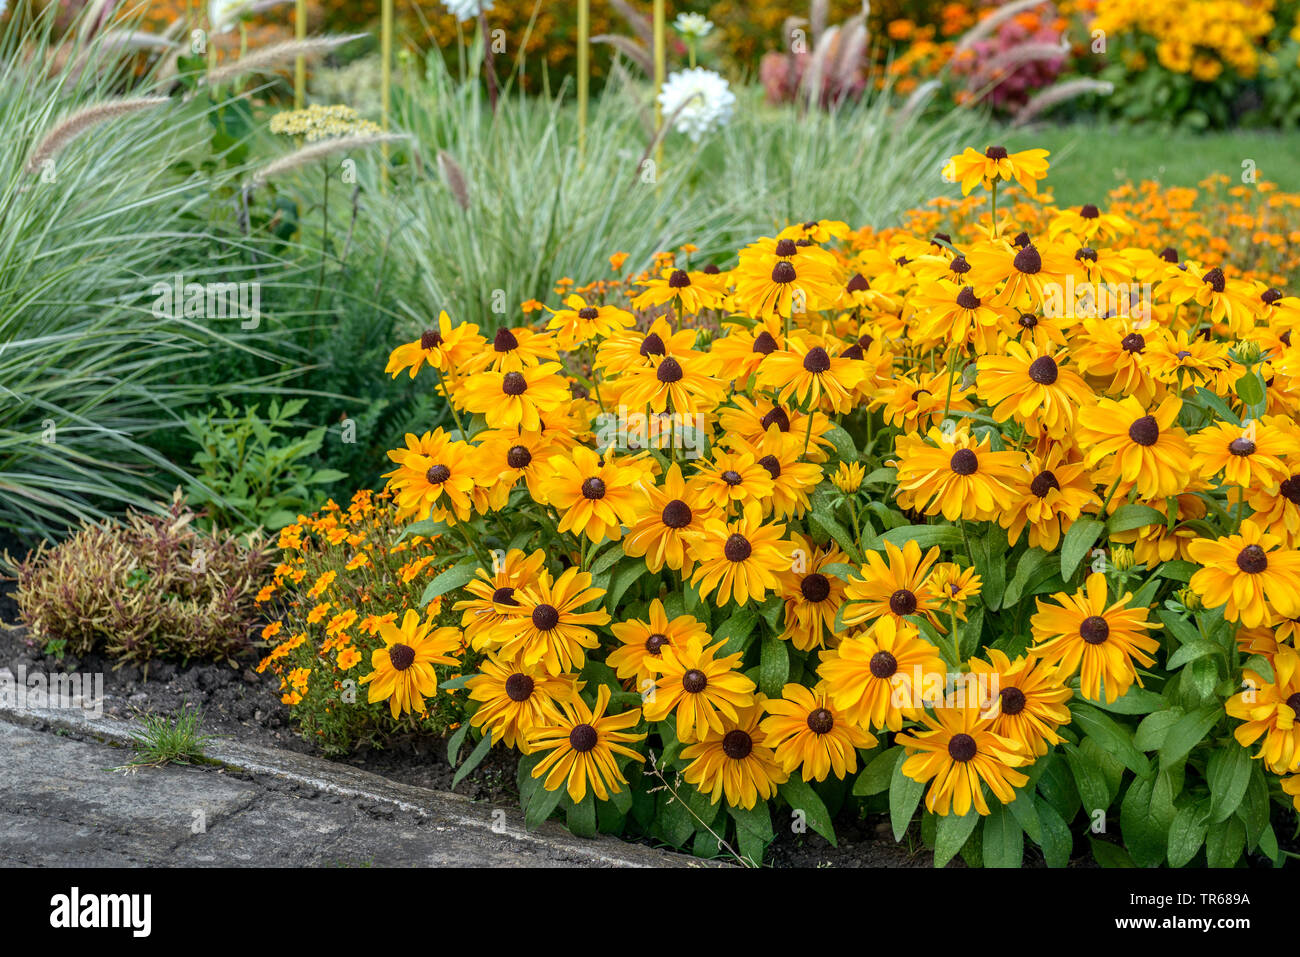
291 145 1300 867
256 489 470 753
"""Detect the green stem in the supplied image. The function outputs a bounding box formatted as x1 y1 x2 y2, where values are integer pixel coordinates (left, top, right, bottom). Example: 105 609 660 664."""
433 366 468 438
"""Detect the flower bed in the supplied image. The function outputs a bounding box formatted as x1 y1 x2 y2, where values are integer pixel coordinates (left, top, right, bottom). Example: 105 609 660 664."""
251 147 1300 868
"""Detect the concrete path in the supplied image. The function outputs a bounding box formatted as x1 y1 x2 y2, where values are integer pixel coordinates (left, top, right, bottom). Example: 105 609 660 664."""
0 706 705 868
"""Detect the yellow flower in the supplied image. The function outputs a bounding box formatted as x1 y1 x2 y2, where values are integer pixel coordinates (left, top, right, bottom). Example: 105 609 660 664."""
759 683 877 781
529 685 646 803
897 699 1029 816
686 501 794 606
943 145 1050 197
358 610 462 720
681 701 788 809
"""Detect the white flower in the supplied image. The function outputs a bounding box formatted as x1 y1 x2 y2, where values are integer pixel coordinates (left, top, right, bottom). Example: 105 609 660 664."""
673 13 714 40
442 0 493 21
209 0 253 33
656 68 735 143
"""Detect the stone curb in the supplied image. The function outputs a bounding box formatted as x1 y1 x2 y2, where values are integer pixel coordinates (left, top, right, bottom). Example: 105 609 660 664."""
0 700 719 868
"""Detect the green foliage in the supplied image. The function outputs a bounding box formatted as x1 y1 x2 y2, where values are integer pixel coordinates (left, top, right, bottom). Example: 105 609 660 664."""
124 708 216 768
184 398 345 532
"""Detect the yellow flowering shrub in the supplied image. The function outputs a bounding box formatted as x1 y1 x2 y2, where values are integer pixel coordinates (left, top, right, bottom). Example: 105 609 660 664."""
257 488 471 753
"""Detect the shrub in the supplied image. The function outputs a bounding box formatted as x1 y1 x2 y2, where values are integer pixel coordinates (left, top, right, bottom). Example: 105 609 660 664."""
184 398 347 532
331 146 1300 867
256 488 471 754
7 492 269 665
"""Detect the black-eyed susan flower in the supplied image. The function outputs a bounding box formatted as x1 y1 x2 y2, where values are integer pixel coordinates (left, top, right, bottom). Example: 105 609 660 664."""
454 547 547 648
1048 202 1133 243
832 461 866 494
777 533 849 651
691 448 774 512
458 362 572 432
1189 416 1296 491
871 368 975 433
538 446 646 545
929 561 983 618
680 700 788 809
615 349 725 415
975 341 1095 439
896 699 1029 817
706 318 786 383
759 683 876 781
967 649 1071 757
607 598 710 687
460 325 559 374
817 616 946 732
484 566 612 675
716 395 836 461
622 462 712 574
1030 572 1161 704
943 145 1050 197
632 267 726 314
1226 657 1300 774
966 238 1067 310
383 429 479 523
733 425 823 520
1187 520 1300 627
686 501 793 605
1000 447 1101 551
841 538 944 631
528 685 646 803
755 333 866 415
1076 395 1193 500
909 280 1009 354
358 610 461 719
641 632 756 742
544 293 635 350
470 427 556 503
892 423 1026 522
734 237 843 318
385 310 484 379
466 652 580 752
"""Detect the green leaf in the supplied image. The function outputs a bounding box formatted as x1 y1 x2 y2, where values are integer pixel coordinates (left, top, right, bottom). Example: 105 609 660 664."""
419 558 480 604
1106 503 1166 533
853 746 902 796
1204 816 1245 868
934 809 980 867
890 750 925 841
1194 385 1241 426
1206 742 1252 824
1158 704 1221 771
1089 837 1136 868
879 525 965 550
1060 519 1105 580
586 543 624 578
779 777 837 846
1001 547 1051 608
447 723 470 766
1069 701 1149 776
605 559 645 612
1121 770 1176 867
1234 370 1266 407
1134 708 1185 752
728 802 774 866
1006 790 1042 844
565 793 598 838
981 803 1024 868
715 606 760 656
809 507 864 564
451 729 493 790
759 633 790 697
398 517 450 542
1037 800 1073 867
1167 802 1210 867
823 424 858 463
969 528 1008 610
524 778 566 830
1166 639 1226 670
1088 686 1166 715
1063 743 1110 816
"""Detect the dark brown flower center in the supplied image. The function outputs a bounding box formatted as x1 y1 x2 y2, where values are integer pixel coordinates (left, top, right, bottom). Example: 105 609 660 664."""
1027 355 1058 384
569 724 599 752
1080 616 1110 644
950 255 971 275
985 145 1008 160
388 642 416 670
1281 476 1300 505
1262 287 1283 305
846 273 870 293
950 448 979 475
425 464 451 485
722 729 753 760
493 327 519 352
1018 313 1038 329
1079 203 1100 219
581 477 606 500
1013 243 1042 274
1128 415 1159 447
532 604 560 631
1030 470 1060 498
502 371 528 396
869 650 898 678
1228 438 1256 456
761 407 791 432
801 573 831 603
774 238 798 257
752 330 779 355
721 470 743 486
1286 693 1300 714
657 357 684 383
505 672 534 702
1075 246 1098 262
1121 332 1146 353
668 269 691 289
803 346 832 373
757 455 781 479
492 586 518 606
1000 686 1027 715
507 445 532 469
1203 267 1226 293
956 286 981 310
682 669 708 694
724 534 752 562
640 332 666 357
644 633 669 656
947 733 978 762
806 708 835 735
420 329 443 350
1159 247 1179 263
889 589 917 616
772 261 798 284
841 344 864 361
1237 544 1268 574
661 499 692 529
